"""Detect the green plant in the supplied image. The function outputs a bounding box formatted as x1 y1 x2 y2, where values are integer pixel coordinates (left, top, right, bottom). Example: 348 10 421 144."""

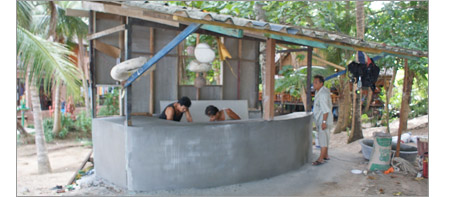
75 111 92 133
43 118 54 142
98 88 120 116
361 114 369 123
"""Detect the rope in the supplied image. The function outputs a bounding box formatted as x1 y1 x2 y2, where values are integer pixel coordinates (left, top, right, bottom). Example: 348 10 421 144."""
391 156 418 175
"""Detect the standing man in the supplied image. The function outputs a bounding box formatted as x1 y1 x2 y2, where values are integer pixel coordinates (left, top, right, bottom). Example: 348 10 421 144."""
312 75 333 166
159 96 193 122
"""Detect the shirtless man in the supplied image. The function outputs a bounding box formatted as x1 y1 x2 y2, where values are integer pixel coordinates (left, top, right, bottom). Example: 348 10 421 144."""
204 105 240 121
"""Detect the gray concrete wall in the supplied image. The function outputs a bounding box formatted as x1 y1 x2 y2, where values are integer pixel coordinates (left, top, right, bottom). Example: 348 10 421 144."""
130 25 152 113
92 112 312 191
154 28 179 113
94 18 121 85
178 86 223 100
223 38 259 108
160 100 249 122
92 117 127 188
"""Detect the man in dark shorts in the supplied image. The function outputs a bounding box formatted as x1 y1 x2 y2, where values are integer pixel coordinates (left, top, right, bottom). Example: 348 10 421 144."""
159 96 193 122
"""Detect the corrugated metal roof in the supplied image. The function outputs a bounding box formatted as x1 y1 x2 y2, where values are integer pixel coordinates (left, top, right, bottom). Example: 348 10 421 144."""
117 1 427 58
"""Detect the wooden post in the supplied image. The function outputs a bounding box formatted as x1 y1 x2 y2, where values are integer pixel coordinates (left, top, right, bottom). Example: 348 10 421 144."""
149 27 155 114
124 17 133 126
237 39 242 99
119 16 125 116
196 33 200 100
306 47 313 112
89 10 98 118
263 38 276 120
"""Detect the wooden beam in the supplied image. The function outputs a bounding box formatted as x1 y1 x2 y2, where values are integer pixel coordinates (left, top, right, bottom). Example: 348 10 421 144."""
263 38 276 120
96 12 122 21
201 24 243 38
65 8 89 17
87 24 126 40
149 28 155 115
119 16 125 116
306 47 313 112
89 10 98 118
268 34 328 49
82 1 179 27
172 15 426 58
237 39 242 99
93 40 121 59
312 55 346 70
125 17 133 126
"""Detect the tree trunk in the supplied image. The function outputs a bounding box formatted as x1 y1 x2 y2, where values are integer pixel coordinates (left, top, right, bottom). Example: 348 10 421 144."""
348 1 365 143
47 1 57 40
348 83 364 143
385 67 398 133
52 81 62 136
17 120 35 144
254 1 266 110
78 37 90 114
398 59 415 133
30 84 52 174
334 76 352 134
364 87 373 114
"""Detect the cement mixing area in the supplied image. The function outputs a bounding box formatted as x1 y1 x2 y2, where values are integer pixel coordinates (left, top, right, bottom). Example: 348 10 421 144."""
16 1 430 196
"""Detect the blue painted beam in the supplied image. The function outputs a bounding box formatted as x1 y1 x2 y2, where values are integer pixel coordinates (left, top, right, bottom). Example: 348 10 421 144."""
124 23 202 87
267 34 328 49
201 24 243 38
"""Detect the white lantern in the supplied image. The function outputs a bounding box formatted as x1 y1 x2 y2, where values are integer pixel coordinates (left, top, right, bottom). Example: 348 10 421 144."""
194 43 215 63
187 60 211 72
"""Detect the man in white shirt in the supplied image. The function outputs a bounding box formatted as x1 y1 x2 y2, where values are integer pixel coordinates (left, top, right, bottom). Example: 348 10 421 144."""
312 75 333 166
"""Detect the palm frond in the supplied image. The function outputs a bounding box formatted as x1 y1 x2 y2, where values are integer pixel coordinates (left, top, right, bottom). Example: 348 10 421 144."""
17 26 82 95
17 1 33 29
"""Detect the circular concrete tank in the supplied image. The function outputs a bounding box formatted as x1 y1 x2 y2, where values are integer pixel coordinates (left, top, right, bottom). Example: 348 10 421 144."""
92 112 313 191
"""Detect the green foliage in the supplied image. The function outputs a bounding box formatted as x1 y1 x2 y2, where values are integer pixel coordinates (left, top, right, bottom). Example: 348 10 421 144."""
75 111 92 133
361 114 369 123
275 63 335 98
43 118 54 142
98 88 120 117
409 73 428 118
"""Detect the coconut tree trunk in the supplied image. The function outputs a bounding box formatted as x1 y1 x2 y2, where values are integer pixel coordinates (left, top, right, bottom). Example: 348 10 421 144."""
17 120 35 144
398 59 415 133
254 1 266 110
385 67 398 133
334 76 352 134
30 84 52 174
52 81 62 136
348 1 365 143
364 87 373 113
78 37 90 114
348 83 364 143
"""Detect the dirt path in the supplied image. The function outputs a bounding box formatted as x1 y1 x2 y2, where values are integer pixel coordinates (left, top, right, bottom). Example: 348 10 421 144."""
17 140 92 196
17 115 428 196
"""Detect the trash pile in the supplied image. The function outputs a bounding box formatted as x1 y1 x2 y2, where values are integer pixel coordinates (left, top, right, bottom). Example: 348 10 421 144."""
352 132 428 184
50 166 95 194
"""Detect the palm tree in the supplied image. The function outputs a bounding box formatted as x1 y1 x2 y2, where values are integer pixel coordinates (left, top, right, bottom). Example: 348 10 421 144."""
17 1 82 174
348 1 365 143
31 1 89 136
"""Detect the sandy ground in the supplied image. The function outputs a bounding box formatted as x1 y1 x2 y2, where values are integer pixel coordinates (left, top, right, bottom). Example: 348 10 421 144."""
17 115 428 196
